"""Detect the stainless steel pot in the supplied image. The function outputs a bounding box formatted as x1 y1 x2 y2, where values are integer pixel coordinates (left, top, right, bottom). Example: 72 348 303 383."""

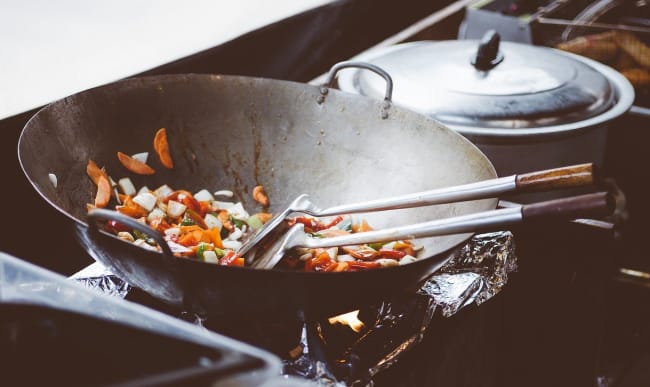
336 31 635 178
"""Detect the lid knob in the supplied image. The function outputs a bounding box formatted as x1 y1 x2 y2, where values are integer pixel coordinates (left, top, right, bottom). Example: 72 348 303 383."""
471 30 504 71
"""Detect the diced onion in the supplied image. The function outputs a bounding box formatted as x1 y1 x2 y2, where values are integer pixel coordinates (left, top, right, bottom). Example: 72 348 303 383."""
225 202 249 219
399 255 418 265
131 152 149 164
204 213 222 230
133 191 157 212
227 227 243 241
213 190 234 197
154 184 173 200
48 173 57 188
147 208 166 223
375 258 399 268
222 240 242 250
133 239 158 251
336 255 355 263
137 186 150 195
167 240 192 254
167 200 187 218
118 177 137 196
164 227 180 238
202 250 219 263
194 189 214 202
117 231 134 242
212 200 235 210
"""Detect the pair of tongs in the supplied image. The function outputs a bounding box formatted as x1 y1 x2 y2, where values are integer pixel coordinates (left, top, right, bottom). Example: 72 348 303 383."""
242 163 612 269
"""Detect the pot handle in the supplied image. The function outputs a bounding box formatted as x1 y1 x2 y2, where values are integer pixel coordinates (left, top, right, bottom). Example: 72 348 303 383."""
87 208 175 260
471 30 504 71
319 61 393 119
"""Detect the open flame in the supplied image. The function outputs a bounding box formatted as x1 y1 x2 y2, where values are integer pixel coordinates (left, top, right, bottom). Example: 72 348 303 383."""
328 310 365 333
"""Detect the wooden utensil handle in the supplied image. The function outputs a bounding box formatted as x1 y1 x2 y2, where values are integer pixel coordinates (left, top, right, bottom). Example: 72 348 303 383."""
516 163 596 192
522 192 613 221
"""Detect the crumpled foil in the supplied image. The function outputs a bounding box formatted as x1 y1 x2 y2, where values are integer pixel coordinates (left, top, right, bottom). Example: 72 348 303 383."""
420 230 517 316
70 262 131 298
68 231 517 386
282 231 517 385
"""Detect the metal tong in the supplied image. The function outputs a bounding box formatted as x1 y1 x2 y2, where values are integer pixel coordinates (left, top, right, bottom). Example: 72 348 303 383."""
244 163 613 269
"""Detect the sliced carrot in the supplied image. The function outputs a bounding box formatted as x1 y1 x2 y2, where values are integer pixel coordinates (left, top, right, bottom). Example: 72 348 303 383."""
94 175 111 208
252 185 270 207
86 159 109 186
231 257 245 267
117 151 155 175
116 196 148 218
153 128 174 169
204 227 224 248
352 219 374 233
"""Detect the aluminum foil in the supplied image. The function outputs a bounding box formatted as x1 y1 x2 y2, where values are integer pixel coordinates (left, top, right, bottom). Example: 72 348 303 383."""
69 231 517 386
70 262 131 298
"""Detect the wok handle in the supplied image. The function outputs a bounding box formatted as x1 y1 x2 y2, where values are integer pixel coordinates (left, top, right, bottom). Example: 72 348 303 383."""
87 208 175 258
516 163 596 192
320 61 393 119
522 192 614 222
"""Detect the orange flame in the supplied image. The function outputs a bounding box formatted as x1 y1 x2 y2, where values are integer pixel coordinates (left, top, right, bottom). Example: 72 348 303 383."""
327 310 365 333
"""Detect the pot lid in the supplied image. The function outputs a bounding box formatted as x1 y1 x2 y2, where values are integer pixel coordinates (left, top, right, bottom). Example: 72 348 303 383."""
337 32 617 129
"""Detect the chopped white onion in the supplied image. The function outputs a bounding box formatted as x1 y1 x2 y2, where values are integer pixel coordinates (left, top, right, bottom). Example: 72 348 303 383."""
133 239 158 251
213 190 234 197
154 184 173 200
167 240 192 254
167 200 187 218
212 200 235 210
375 258 399 268
298 252 313 261
225 202 249 219
131 152 149 164
227 227 243 241
117 231 134 242
399 255 418 265
326 247 338 260
202 250 219 263
164 227 181 239
137 186 150 195
147 208 166 223
48 173 57 188
118 177 137 196
222 240 242 250
204 213 222 230
336 255 355 263
133 191 157 212
194 189 214 202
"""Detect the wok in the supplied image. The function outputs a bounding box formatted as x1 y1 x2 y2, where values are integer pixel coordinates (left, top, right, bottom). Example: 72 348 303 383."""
18 65 500 320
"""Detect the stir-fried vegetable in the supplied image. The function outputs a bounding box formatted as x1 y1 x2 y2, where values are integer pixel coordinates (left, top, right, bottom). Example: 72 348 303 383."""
277 215 421 272
84 127 421 271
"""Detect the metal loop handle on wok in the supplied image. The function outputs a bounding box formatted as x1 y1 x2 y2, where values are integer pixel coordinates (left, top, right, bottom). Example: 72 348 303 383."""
319 61 393 119
87 208 175 260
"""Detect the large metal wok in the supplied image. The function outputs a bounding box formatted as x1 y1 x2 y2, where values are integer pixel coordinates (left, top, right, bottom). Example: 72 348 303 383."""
18 65 500 320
